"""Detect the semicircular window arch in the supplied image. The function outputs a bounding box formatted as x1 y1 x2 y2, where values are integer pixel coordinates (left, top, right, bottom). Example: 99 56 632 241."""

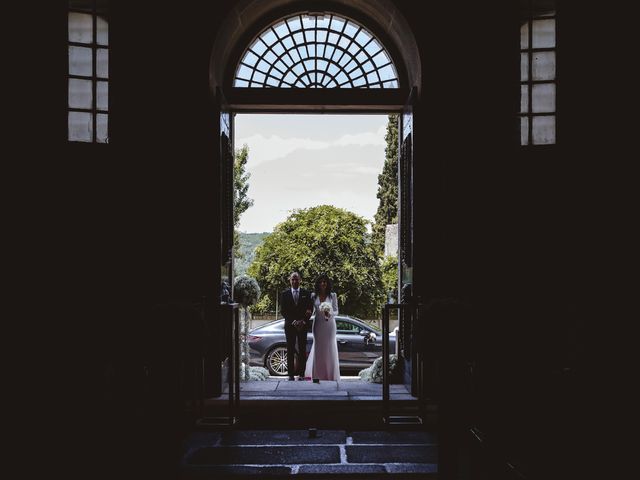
234 13 400 88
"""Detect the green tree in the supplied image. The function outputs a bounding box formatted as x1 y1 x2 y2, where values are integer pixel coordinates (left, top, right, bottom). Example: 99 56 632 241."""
380 255 398 302
371 114 399 258
233 144 254 257
248 205 384 318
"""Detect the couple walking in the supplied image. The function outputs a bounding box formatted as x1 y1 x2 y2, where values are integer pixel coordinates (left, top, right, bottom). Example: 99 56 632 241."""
281 272 340 382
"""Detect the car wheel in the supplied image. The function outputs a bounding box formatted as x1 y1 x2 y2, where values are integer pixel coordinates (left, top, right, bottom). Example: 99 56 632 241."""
266 346 289 376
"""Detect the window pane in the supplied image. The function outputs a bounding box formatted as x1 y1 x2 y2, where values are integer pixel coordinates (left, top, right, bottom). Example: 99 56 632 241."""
274 21 288 38
520 52 529 81
532 51 555 81
316 16 330 29
97 16 109 46
520 22 529 49
244 51 258 66
532 116 555 144
251 39 267 56
69 12 93 44
69 78 93 109
286 16 302 32
532 83 555 113
520 85 529 113
69 111 93 142
97 81 108 110
355 29 371 47
347 42 360 56
532 18 555 48
301 15 315 30
365 39 381 56
96 113 108 143
331 16 345 32
69 46 92 76
317 29 328 44
344 22 358 38
97 48 108 77
336 72 348 85
273 62 286 75
237 65 252 79
272 42 285 57
372 50 390 67
304 29 315 44
378 64 396 82
520 117 529 145
262 30 277 46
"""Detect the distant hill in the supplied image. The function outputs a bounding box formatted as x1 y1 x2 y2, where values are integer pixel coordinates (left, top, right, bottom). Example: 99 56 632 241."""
235 232 270 277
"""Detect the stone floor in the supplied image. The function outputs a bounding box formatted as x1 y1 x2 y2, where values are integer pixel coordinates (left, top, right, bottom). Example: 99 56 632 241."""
221 377 415 401
181 429 438 478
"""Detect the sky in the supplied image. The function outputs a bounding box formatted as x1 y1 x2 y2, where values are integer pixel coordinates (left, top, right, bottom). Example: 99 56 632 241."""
235 114 388 233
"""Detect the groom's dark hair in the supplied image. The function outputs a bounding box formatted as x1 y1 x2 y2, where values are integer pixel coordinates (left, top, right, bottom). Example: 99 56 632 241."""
313 274 333 295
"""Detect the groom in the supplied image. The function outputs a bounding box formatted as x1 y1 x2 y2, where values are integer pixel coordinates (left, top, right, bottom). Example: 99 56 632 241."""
280 272 313 381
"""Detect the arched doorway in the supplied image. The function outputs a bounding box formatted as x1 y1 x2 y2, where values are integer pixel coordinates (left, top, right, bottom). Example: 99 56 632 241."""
209 0 425 428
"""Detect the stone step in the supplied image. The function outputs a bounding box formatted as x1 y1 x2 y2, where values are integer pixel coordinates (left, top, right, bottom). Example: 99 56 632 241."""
182 463 437 478
200 403 435 429
181 429 438 477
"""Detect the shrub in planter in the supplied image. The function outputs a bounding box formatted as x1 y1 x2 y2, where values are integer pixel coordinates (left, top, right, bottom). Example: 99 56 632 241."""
358 354 400 383
248 366 270 381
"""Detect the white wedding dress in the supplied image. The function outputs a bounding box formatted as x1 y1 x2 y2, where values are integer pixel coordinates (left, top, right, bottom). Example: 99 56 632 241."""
305 292 340 381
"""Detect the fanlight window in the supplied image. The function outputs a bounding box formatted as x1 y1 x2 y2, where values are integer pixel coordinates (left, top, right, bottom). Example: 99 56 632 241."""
234 13 400 88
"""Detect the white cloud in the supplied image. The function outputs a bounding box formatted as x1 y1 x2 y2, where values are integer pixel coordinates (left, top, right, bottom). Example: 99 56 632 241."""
334 127 386 147
235 134 329 167
236 123 386 168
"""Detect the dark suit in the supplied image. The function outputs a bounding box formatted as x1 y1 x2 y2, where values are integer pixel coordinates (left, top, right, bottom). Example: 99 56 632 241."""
280 288 313 377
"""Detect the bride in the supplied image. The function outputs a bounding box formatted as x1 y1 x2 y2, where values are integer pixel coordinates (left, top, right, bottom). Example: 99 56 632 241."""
305 274 340 382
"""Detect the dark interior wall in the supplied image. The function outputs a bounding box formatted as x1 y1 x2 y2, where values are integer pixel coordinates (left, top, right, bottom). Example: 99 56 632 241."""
402 1 594 477
107 1 223 306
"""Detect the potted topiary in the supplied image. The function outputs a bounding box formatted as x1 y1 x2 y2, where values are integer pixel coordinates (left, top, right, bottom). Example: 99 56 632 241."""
233 275 269 381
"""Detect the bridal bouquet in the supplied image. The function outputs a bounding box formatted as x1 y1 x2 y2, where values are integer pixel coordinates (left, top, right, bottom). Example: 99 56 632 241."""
319 301 332 321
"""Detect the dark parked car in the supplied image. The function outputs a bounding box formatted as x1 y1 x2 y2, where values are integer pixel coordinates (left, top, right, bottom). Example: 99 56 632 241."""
248 315 396 376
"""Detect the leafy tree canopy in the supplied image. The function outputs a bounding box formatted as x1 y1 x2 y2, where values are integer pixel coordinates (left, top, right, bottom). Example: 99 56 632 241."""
381 255 398 301
233 144 253 226
233 144 253 258
248 205 384 318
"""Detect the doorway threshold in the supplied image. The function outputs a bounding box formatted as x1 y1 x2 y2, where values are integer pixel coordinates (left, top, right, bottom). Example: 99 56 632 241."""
218 377 415 401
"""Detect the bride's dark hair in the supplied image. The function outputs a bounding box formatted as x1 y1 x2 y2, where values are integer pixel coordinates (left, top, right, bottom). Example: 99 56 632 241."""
314 274 333 295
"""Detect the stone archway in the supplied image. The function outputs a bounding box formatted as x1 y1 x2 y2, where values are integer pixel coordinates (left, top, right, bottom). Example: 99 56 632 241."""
210 0 421 96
